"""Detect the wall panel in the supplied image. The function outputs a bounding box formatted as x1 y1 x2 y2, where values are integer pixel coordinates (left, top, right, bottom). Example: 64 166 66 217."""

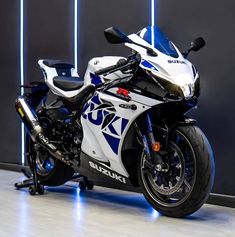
0 1 20 164
25 0 74 83
79 0 150 76
158 0 235 195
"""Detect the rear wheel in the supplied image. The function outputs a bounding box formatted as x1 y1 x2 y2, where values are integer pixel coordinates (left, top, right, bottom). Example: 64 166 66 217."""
138 125 215 217
25 108 75 186
26 134 74 186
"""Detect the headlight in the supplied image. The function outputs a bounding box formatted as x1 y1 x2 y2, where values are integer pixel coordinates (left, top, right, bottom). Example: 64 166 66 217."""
152 76 184 99
180 83 195 99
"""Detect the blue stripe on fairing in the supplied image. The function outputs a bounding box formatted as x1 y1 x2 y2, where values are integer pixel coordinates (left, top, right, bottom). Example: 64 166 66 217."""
141 60 158 71
108 123 119 136
107 116 120 136
102 132 120 155
87 110 103 125
91 94 101 105
121 118 128 134
90 73 103 86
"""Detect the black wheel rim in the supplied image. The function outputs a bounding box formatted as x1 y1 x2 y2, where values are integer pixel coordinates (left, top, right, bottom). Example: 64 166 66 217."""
31 143 55 176
141 130 197 207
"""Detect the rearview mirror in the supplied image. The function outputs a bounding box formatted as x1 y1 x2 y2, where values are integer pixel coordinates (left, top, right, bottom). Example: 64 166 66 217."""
190 37 206 52
104 27 131 44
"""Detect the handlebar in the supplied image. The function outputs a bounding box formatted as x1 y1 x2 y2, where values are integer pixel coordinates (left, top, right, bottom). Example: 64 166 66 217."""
95 58 129 76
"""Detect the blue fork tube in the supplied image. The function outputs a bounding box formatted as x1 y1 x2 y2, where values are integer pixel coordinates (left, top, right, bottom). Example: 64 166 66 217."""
145 113 163 165
146 113 156 146
143 135 151 156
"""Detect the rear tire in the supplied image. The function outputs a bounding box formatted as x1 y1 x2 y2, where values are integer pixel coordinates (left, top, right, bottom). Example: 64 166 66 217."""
26 134 74 186
138 125 215 218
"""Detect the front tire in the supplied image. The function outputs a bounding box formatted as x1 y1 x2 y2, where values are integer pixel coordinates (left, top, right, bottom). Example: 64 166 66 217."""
138 125 215 218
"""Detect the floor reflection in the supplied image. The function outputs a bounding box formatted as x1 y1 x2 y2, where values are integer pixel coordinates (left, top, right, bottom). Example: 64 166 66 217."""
45 184 233 223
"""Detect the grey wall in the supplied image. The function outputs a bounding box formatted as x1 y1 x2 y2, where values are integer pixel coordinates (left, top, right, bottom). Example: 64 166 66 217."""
157 0 235 196
0 1 20 164
79 0 149 75
25 0 74 83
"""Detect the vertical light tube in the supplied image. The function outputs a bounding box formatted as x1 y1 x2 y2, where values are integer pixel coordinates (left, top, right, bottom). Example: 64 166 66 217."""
151 0 155 26
151 0 155 47
74 0 78 72
20 0 25 165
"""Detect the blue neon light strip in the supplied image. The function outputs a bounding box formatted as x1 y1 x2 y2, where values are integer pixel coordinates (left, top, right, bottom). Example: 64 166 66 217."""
20 0 25 165
151 0 156 47
151 0 155 26
74 0 78 71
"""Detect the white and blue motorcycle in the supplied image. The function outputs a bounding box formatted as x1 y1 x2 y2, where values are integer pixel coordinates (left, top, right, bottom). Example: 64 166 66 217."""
15 26 215 217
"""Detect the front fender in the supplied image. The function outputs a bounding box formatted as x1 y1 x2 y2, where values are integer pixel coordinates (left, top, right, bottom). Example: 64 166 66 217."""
166 116 196 129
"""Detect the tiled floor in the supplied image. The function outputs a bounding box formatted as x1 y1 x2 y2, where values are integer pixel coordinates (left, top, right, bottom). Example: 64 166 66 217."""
0 169 234 237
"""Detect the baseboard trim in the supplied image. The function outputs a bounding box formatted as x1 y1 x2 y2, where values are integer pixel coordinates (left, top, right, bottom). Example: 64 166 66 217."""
207 193 235 208
0 162 25 172
1 162 234 208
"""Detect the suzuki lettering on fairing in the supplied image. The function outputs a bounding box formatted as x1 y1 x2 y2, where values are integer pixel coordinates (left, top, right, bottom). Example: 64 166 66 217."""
168 59 186 64
14 25 214 218
89 161 126 183
82 93 129 154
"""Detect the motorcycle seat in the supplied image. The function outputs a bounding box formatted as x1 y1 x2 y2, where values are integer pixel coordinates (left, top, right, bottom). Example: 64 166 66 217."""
53 76 84 91
60 84 96 111
43 59 74 69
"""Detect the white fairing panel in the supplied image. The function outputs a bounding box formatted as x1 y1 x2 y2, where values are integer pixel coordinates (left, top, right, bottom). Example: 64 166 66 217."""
38 60 85 98
125 32 198 99
81 91 162 177
84 56 132 86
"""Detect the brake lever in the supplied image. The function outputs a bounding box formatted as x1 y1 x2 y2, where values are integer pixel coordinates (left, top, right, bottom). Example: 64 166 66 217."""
104 60 137 76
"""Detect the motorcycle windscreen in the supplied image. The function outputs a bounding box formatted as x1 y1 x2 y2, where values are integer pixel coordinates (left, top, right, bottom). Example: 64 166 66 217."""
138 26 179 58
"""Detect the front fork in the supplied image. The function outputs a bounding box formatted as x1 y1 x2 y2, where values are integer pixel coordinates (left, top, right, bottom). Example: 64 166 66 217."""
137 113 168 171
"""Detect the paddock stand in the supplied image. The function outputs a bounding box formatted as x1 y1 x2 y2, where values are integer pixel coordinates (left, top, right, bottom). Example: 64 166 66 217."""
14 158 94 195
76 176 94 191
14 156 45 195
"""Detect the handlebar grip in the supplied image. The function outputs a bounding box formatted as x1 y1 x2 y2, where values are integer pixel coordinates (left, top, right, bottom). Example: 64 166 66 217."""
95 64 118 76
95 58 128 75
116 58 128 67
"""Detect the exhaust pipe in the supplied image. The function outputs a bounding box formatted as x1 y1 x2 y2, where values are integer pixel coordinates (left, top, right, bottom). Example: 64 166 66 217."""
15 96 71 166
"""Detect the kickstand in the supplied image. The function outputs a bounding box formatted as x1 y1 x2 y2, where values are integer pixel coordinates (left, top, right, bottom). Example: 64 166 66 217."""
14 168 33 189
14 156 45 195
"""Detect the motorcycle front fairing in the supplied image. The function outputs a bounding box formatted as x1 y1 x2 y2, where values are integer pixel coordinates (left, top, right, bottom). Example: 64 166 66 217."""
80 26 199 178
125 26 199 100
80 89 163 177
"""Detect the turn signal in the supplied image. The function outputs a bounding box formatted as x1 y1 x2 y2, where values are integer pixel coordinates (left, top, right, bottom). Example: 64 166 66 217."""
152 142 161 152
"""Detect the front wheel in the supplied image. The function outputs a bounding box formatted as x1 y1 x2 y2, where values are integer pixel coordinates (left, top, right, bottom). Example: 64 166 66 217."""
138 125 215 218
